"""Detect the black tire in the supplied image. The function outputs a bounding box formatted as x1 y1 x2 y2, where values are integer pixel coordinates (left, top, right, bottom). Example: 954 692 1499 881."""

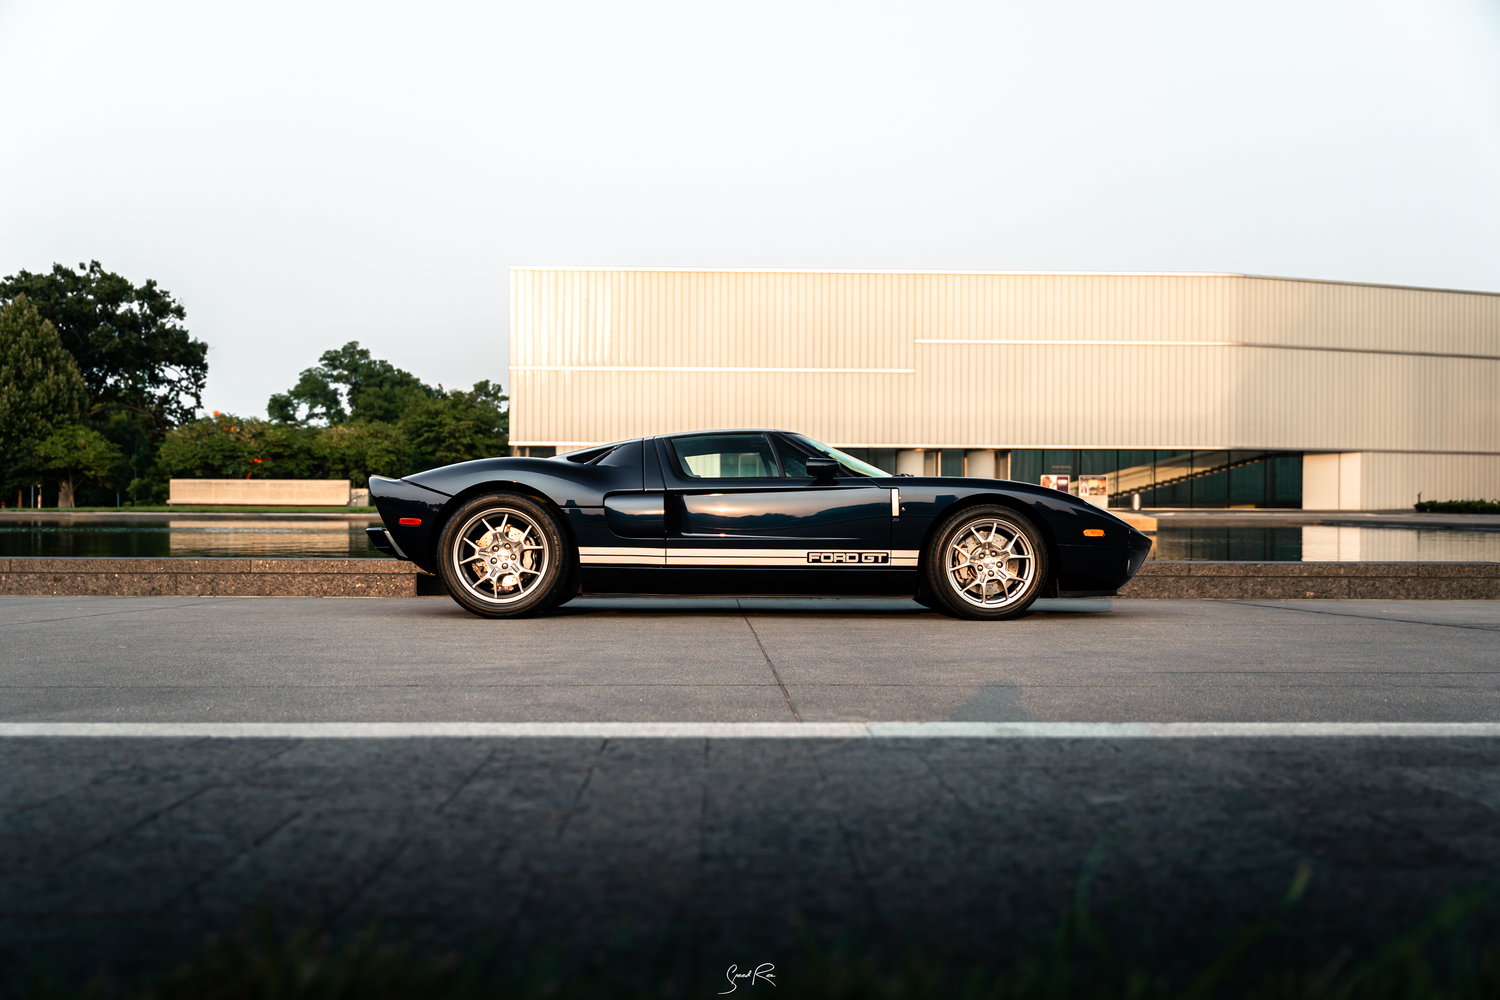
547 557 583 612
436 492 574 619
922 505 1049 621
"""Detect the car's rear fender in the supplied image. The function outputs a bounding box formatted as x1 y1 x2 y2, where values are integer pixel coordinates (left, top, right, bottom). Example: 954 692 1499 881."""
422 479 581 575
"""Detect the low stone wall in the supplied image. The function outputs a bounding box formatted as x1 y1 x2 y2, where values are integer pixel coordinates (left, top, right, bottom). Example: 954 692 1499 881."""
0 557 1496 600
1119 561 1500 600
0 558 439 598
167 478 351 506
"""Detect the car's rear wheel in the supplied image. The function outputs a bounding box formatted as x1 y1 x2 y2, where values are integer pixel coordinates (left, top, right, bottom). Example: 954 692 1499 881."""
923 505 1049 620
437 493 573 618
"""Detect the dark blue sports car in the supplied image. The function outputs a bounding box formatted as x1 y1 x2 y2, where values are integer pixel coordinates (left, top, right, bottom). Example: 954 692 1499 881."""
368 430 1152 620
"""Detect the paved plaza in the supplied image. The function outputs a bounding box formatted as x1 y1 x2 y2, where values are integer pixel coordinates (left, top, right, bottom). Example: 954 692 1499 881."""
3 596 1499 723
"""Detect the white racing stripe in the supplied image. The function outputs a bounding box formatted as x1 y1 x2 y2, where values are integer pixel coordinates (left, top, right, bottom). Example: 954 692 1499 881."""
578 546 667 566
2 722 1499 739
669 548 836 567
579 546 921 568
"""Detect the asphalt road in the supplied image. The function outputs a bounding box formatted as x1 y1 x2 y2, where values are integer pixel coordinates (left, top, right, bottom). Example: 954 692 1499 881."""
2 595 1498 723
6 733 1500 993
5 596 1500 993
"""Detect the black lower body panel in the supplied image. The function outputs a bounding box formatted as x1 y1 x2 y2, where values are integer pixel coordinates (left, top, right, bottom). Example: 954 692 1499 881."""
1054 543 1136 593
366 527 399 558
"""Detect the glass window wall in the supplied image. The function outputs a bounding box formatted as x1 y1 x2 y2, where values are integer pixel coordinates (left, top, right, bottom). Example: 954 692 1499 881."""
1010 450 1302 508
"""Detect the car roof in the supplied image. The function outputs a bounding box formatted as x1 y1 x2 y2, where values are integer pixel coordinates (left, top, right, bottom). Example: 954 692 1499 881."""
656 429 791 436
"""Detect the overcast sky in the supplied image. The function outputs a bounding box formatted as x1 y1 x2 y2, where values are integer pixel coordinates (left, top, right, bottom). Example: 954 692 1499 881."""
2 0 1498 419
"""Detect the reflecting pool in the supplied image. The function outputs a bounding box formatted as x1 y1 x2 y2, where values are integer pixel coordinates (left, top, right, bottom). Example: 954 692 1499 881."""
0 518 389 559
1148 525 1500 562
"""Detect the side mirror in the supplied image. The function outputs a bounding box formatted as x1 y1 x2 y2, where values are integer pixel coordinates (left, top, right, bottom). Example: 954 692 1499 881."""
805 457 839 483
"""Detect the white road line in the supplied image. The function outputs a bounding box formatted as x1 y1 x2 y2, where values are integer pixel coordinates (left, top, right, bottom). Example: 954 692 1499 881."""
2 722 1500 739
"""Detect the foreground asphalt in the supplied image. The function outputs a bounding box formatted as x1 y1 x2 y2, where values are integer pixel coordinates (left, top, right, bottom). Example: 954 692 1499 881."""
5 734 1500 991
4 597 1499 990
2 596 1499 722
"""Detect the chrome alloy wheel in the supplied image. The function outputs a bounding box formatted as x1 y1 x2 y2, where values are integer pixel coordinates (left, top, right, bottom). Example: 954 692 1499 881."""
450 507 551 605
944 517 1037 609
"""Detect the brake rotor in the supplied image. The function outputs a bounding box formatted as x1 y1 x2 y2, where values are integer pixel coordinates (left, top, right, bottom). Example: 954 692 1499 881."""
469 526 529 591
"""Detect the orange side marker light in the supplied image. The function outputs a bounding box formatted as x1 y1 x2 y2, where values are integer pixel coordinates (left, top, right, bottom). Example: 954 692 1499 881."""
1083 529 1105 537
399 517 422 526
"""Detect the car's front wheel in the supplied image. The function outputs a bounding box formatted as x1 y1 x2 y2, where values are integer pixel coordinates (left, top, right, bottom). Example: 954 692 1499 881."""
436 493 573 618
923 505 1049 620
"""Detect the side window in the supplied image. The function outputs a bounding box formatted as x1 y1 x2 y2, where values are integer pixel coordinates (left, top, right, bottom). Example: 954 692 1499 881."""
772 436 810 478
670 434 780 478
771 434 863 478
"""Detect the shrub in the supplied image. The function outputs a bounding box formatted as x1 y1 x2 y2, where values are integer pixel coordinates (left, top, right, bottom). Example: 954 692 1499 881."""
1415 500 1500 514
156 413 318 480
312 420 415 487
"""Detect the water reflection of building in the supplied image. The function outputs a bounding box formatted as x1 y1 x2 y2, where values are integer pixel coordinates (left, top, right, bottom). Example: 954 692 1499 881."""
167 520 367 558
1301 526 1500 563
1150 526 1500 563
509 268 1500 510
0 518 384 559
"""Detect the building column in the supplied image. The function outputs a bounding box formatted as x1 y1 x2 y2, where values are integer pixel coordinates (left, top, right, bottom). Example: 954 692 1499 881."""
896 449 924 476
964 449 996 478
1304 453 1363 510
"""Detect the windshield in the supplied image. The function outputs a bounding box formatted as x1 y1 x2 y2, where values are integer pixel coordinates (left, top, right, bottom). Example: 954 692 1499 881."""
785 433 888 478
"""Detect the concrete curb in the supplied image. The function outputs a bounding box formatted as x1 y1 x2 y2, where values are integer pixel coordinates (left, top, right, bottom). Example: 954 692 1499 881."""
1119 560 1500 599
0 557 1495 599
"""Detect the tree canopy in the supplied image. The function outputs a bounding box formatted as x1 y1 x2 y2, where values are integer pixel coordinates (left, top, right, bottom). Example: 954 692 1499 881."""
268 341 434 426
261 341 509 480
156 413 311 481
34 424 122 507
160 381 508 488
0 296 88 490
405 380 509 470
0 281 513 503
0 262 207 428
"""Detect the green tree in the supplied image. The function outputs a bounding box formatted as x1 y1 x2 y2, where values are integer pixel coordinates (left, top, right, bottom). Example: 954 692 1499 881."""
403 381 509 469
469 379 510 440
157 413 318 481
34 424 123 507
312 421 415 487
264 344 508 481
0 262 207 427
269 341 433 426
0 295 89 493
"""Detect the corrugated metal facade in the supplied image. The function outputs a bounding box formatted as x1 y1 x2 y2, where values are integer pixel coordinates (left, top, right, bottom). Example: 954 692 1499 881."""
509 268 1500 505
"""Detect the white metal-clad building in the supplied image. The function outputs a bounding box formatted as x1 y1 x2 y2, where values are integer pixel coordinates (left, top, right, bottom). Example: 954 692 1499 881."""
508 267 1500 510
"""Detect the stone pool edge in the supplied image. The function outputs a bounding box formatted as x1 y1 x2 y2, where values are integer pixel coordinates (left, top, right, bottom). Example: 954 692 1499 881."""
1119 560 1500 599
0 557 444 598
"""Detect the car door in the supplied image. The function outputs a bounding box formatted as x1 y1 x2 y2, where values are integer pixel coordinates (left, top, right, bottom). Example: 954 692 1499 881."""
657 432 893 582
